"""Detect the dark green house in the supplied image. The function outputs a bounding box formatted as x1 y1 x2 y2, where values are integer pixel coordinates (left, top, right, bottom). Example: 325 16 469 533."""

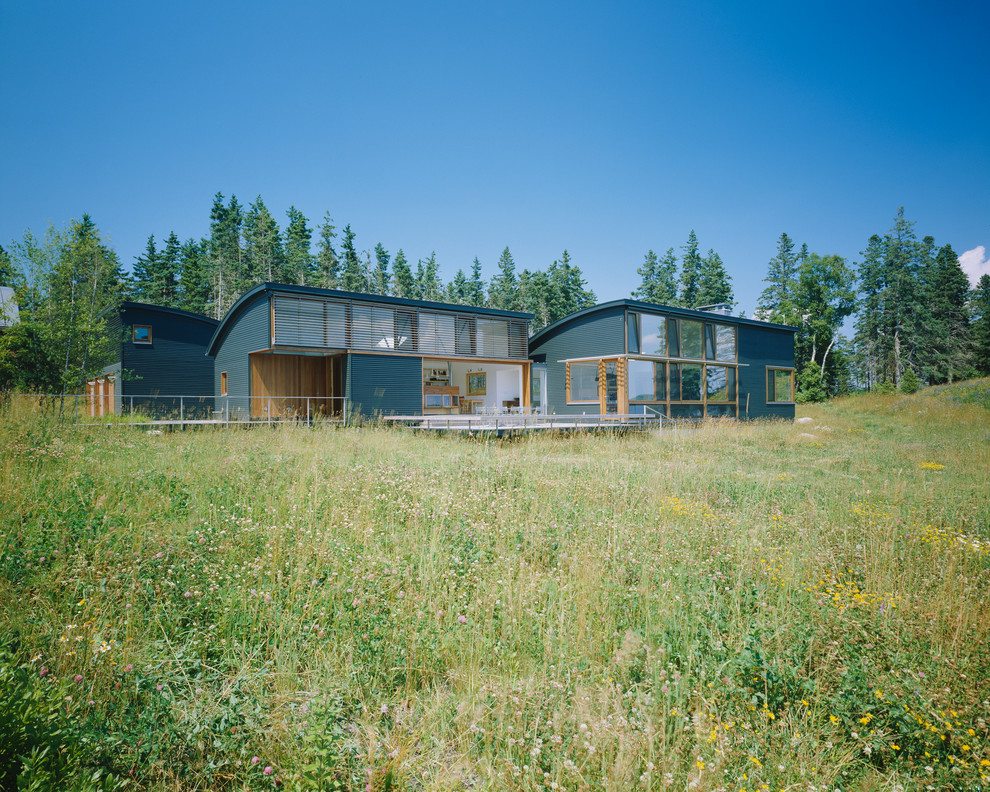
206 283 534 420
527 300 796 420
87 302 219 417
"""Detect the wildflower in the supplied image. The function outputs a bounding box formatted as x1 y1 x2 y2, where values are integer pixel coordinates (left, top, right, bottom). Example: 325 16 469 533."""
457 614 467 624
74 674 83 683
39 667 48 677
251 757 260 765
263 765 274 776
123 664 133 672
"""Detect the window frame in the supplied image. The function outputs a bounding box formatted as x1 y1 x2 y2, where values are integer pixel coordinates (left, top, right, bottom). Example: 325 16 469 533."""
132 325 152 344
766 367 796 404
567 361 601 404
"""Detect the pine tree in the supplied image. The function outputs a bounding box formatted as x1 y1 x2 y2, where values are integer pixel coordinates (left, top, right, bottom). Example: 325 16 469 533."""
131 235 161 302
285 207 314 285
757 232 799 323
316 213 340 289
467 257 486 307
546 249 595 322
488 247 519 311
696 249 734 307
178 239 211 315
916 242 971 383
339 225 365 292
207 193 245 318
158 232 181 307
634 248 678 305
853 209 928 388
970 274 990 376
446 268 469 304
679 231 702 308
415 252 442 301
243 196 286 283
391 249 414 298
370 243 390 295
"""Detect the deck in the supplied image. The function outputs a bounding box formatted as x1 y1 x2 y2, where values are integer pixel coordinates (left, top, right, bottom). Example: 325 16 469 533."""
382 413 664 435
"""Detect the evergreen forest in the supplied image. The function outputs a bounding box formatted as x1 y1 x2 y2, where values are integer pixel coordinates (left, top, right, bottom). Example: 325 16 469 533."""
1 197 988 401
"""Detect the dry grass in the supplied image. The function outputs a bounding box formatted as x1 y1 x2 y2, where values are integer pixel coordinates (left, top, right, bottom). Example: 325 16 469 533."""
1 382 988 791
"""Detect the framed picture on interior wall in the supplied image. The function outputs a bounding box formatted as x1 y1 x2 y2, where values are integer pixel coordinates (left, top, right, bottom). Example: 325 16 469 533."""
467 372 487 395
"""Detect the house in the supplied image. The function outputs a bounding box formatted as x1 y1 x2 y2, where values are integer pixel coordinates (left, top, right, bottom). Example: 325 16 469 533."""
86 302 219 417
527 300 796 420
206 283 533 420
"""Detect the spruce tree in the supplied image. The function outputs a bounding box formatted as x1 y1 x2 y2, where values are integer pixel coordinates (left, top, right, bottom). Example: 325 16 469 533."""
178 239 211 315
131 235 161 303
285 207 314 285
696 249 734 307
159 232 181 307
207 193 245 317
467 257 486 307
757 232 799 323
633 248 678 305
415 252 442 301
916 242 971 383
446 268 469 304
339 225 365 292
243 196 286 283
316 213 340 288
371 243 390 295
971 274 990 376
391 249 414 298
679 231 702 308
487 247 519 310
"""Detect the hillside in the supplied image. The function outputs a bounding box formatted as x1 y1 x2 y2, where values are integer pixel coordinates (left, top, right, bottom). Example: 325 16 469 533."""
1 382 988 791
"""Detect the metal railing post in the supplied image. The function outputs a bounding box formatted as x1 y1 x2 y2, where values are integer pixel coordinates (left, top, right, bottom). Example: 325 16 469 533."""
180 396 184 423
130 396 134 424
307 396 311 426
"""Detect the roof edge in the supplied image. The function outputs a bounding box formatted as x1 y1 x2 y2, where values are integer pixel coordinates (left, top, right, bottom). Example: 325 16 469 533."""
529 299 797 346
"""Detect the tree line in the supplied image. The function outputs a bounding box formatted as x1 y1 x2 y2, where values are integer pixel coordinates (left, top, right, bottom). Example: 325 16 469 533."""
126 192 597 330
1 199 988 400
747 209 990 400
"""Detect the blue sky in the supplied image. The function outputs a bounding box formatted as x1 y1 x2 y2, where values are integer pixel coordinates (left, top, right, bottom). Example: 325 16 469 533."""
2 0 988 315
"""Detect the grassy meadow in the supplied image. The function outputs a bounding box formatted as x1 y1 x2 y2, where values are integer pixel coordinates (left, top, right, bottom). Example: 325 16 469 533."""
1 383 989 791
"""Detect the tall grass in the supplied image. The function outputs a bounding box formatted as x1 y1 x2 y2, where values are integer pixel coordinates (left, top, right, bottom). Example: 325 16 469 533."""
1 382 988 791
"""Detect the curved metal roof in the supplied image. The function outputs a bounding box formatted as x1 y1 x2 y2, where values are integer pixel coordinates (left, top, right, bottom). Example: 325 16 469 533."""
529 299 797 347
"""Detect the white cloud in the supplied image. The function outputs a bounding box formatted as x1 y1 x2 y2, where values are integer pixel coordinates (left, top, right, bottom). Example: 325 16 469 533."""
959 246 990 286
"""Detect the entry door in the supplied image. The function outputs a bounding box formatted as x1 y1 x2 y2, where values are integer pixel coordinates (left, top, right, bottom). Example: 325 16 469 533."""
601 359 619 414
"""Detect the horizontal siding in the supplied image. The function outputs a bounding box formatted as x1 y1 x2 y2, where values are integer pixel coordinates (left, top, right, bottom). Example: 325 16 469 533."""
346 353 422 418
119 305 216 397
528 306 625 415
213 294 271 418
737 325 795 420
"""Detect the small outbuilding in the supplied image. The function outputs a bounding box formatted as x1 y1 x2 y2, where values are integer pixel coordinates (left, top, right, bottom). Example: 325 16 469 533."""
207 283 533 421
87 302 219 417
527 300 796 420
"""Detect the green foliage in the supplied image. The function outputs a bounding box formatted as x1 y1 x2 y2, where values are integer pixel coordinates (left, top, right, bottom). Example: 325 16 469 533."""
679 230 702 307
0 637 123 791
899 366 920 393
633 248 678 306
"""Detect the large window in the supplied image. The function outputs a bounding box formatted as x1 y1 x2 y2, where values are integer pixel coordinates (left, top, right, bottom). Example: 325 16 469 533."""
713 324 736 361
640 314 668 356
706 366 735 401
767 367 795 403
628 359 667 401
680 320 703 359
670 363 703 401
568 362 599 402
626 313 640 354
